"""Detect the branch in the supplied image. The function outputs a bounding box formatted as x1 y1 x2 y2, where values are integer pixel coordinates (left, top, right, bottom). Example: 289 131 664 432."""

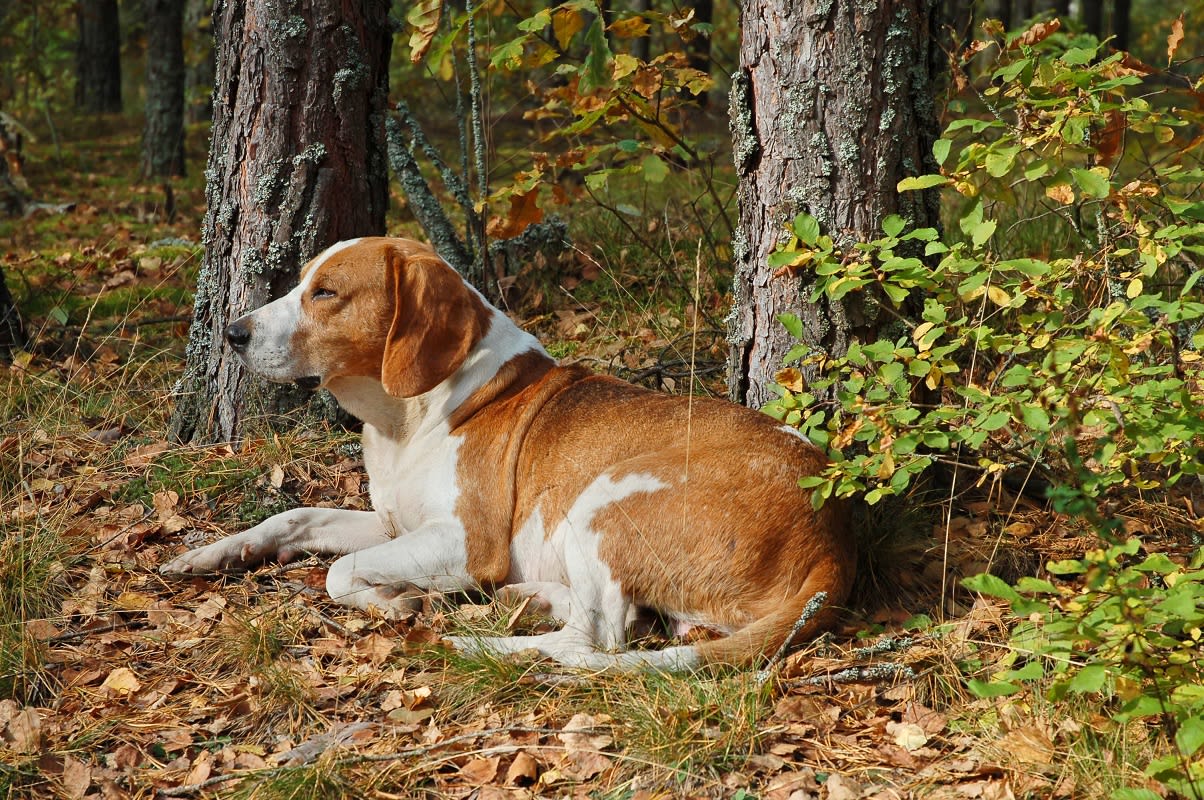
385 114 471 272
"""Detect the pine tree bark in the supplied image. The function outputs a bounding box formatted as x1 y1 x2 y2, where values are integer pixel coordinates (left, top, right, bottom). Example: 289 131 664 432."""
143 0 187 178
169 0 391 445
727 0 942 408
75 0 122 113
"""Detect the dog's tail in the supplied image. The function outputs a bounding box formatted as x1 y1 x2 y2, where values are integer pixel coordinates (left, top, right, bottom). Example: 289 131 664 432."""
692 562 850 669
578 561 850 673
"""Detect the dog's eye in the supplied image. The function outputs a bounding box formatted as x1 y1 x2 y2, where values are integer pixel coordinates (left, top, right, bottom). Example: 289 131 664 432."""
311 287 337 301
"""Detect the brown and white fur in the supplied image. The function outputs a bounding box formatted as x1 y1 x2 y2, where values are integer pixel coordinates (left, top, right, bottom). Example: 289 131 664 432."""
161 237 854 671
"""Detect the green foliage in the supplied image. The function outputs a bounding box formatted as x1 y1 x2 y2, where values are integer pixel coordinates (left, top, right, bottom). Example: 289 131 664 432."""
964 541 1204 797
764 28 1204 509
404 1 727 242
761 19 1204 797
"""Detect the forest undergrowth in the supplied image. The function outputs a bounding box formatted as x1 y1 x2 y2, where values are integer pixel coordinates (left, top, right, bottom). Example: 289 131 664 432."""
2 49 1202 797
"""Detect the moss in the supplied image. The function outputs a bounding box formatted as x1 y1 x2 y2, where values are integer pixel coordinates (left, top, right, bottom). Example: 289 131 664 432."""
727 71 758 174
292 142 327 167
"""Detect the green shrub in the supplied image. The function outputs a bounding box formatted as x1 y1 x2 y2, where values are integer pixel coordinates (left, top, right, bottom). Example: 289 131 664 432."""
764 29 1204 509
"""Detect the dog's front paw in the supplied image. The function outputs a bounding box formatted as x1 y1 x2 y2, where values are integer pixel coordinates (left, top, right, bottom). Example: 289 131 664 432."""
159 537 268 575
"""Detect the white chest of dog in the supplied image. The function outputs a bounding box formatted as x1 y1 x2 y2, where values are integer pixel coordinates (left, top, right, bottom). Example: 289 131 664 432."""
162 237 854 671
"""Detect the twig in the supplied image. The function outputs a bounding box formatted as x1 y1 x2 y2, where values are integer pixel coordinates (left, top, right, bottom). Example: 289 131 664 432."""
385 114 472 272
756 591 827 685
48 617 142 644
347 724 611 765
787 662 916 687
156 772 244 797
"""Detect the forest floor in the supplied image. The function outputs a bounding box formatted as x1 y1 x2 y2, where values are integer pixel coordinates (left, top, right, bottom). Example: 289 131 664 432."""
1 116 1196 799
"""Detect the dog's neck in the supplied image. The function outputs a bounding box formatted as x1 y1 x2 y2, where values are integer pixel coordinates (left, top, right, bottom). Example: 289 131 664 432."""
325 310 551 442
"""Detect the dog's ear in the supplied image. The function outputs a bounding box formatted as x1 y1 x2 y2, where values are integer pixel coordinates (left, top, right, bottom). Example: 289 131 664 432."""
382 244 489 398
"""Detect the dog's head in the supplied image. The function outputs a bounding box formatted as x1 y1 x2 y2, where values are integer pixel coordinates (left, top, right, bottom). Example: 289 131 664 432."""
226 238 491 397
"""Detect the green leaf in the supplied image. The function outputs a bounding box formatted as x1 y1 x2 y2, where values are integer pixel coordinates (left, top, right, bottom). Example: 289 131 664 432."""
1175 715 1204 758
881 282 910 305
966 678 1021 698
932 138 952 166
897 174 950 191
793 213 820 245
970 219 997 247
579 16 612 93
882 214 905 237
1061 47 1096 66
1021 405 1050 431
490 35 529 70
998 258 1051 276
778 313 804 340
641 154 669 183
1072 168 1110 199
1112 789 1163 800
1015 577 1058 594
1066 664 1108 694
962 573 1021 602
985 145 1021 178
515 7 553 32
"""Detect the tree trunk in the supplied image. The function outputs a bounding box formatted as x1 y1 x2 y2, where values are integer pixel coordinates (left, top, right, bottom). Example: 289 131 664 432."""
75 0 122 113
185 0 215 122
1082 0 1104 41
1112 0 1131 52
727 0 942 408
0 266 23 359
169 0 391 445
142 0 187 178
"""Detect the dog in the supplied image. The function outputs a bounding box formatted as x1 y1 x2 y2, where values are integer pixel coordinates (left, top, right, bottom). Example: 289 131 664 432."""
161 237 853 670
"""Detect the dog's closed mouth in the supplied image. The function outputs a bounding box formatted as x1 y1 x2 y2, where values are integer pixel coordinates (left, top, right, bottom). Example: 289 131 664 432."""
294 376 321 391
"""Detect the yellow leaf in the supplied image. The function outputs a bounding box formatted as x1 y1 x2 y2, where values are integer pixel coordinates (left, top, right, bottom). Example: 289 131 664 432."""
552 8 584 51
912 321 934 345
609 16 650 38
876 450 896 480
1045 183 1074 205
1126 277 1143 299
925 365 943 390
987 285 1011 307
612 53 639 81
774 367 805 393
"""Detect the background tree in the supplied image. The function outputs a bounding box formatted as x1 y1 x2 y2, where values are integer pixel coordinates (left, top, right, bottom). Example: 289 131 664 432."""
169 0 392 445
184 0 215 121
142 0 186 177
75 0 122 113
726 0 943 408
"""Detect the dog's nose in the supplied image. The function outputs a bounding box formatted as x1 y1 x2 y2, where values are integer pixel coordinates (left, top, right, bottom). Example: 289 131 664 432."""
226 320 252 352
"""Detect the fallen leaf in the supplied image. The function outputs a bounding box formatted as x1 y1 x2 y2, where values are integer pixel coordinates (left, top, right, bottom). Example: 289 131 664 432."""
458 756 500 785
100 667 141 696
3 706 41 753
888 720 928 751
351 631 394 660
558 713 613 780
997 725 1054 766
506 751 539 786
823 771 864 800
903 702 948 735
60 756 91 800
184 749 212 786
